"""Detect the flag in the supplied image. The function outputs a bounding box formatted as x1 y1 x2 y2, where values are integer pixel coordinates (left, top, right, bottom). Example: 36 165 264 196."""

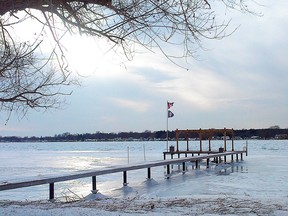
168 110 174 118
167 101 174 109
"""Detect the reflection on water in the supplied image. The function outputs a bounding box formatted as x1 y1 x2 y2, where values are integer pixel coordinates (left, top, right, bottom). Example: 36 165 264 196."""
0 140 288 201
215 163 248 175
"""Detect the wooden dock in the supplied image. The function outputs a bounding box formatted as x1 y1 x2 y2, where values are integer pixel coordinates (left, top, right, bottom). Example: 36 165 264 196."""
0 150 246 200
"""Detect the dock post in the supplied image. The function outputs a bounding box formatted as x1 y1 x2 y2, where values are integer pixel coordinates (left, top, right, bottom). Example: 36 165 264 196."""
195 160 199 169
182 162 186 172
199 128 203 152
236 154 239 162
232 129 235 151
224 128 227 151
147 168 151 179
186 130 189 151
123 171 128 186
241 153 243 161
246 140 248 156
224 156 227 163
231 154 234 162
166 164 170 178
208 137 211 152
206 158 210 168
92 176 97 193
49 183 54 200
176 129 179 152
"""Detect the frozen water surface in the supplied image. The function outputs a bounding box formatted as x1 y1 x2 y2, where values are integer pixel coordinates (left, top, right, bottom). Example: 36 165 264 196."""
0 140 288 215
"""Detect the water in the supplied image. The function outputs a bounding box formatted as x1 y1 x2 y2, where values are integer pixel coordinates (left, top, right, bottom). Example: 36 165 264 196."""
0 140 287 202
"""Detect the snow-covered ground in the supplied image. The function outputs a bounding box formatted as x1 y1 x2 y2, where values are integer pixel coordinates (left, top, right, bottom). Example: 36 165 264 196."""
1 140 288 215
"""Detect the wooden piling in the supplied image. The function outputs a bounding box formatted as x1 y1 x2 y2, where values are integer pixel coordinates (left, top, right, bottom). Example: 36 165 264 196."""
147 168 151 179
167 164 170 177
92 176 97 193
123 171 128 186
195 160 199 169
49 183 54 200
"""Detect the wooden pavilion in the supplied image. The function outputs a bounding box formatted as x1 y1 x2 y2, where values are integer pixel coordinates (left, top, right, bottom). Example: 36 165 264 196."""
164 128 238 160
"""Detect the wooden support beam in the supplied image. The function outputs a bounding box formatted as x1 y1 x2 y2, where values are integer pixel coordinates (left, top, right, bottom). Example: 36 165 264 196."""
49 183 54 200
224 128 227 151
186 130 189 151
92 176 97 193
246 141 248 156
176 129 179 152
147 168 151 179
232 129 235 151
195 160 199 169
208 137 211 151
123 171 128 186
199 128 203 152
182 162 186 172
166 164 170 177
206 158 210 168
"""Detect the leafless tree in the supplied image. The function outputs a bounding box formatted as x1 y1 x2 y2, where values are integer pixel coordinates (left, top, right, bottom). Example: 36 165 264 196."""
0 0 255 119
0 28 77 122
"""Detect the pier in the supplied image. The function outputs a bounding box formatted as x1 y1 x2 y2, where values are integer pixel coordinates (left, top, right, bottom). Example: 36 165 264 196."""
0 128 248 200
0 153 246 200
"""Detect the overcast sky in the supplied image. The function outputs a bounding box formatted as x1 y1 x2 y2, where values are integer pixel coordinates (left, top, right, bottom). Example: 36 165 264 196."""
1 1 288 137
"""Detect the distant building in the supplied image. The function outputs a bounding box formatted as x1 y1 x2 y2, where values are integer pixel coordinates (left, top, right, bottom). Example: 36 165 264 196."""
275 134 288 139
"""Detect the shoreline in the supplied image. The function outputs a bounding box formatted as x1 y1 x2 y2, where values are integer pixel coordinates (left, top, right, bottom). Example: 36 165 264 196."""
1 195 288 215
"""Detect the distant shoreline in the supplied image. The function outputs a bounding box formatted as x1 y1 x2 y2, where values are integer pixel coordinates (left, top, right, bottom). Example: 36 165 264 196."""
1 127 288 143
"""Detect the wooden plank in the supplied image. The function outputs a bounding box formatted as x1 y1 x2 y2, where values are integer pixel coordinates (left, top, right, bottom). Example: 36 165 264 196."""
0 151 246 192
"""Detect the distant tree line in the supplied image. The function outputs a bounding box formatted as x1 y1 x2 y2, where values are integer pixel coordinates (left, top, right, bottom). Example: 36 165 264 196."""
0 127 288 142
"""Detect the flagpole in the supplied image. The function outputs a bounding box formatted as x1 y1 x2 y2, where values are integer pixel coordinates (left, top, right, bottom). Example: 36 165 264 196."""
166 101 168 151
166 101 174 152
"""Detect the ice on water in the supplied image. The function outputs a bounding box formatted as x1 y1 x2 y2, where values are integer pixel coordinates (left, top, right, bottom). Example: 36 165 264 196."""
1 140 288 215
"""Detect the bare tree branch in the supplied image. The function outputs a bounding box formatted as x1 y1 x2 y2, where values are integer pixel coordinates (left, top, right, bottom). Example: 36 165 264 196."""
0 0 257 120
0 26 78 120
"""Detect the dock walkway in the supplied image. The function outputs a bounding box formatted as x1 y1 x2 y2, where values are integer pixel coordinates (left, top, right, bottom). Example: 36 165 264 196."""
0 150 246 200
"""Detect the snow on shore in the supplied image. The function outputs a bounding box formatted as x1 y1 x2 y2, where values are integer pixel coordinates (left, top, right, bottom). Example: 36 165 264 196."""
1 194 288 216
